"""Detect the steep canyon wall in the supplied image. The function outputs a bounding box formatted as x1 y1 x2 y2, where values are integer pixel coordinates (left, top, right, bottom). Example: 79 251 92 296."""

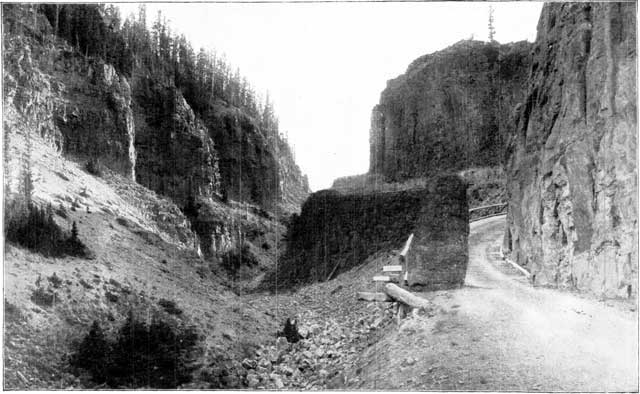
504 3 637 298
369 40 532 181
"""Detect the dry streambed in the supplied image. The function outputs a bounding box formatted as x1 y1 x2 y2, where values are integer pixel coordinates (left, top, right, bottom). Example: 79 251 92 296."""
239 251 443 390
240 302 397 389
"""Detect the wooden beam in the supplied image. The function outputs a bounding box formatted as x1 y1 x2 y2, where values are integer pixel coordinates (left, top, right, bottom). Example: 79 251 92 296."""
468 202 507 213
399 234 414 257
357 292 393 302
384 283 432 310
505 257 531 277
326 261 341 281
373 275 400 283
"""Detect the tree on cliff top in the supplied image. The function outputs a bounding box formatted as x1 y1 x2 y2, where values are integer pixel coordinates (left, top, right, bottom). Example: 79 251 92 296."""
488 5 496 42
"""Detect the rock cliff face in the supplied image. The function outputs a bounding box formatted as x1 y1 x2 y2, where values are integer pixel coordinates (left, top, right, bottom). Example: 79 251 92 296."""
277 139 310 214
3 35 65 154
57 61 136 180
133 80 221 206
3 5 309 216
3 8 136 181
204 107 280 212
134 93 309 214
504 3 637 298
370 40 531 180
274 175 468 288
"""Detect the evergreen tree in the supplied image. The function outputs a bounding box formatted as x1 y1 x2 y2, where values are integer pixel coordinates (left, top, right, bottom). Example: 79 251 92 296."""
41 4 287 140
488 5 496 42
71 221 78 241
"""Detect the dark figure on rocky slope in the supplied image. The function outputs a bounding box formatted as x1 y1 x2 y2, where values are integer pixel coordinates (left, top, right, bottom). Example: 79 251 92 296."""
277 318 303 343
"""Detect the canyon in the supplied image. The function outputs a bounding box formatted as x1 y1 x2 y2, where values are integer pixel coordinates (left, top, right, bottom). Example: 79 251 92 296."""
2 2 637 391
363 2 637 299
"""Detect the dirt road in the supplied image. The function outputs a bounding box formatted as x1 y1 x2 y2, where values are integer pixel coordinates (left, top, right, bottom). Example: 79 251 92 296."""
352 215 638 391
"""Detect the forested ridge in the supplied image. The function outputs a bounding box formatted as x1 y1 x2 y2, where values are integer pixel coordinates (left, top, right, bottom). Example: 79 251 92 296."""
33 3 281 138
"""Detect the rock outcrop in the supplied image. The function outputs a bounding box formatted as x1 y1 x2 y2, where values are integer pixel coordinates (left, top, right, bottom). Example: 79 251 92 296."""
57 60 136 180
277 139 310 214
135 90 308 213
3 4 309 216
504 3 637 298
133 80 221 206
274 175 468 288
369 40 531 181
204 107 280 212
3 36 65 154
3 10 135 181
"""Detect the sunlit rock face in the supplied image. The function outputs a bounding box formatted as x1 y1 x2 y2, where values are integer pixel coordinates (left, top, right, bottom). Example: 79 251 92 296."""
504 3 637 299
369 39 532 180
3 12 137 182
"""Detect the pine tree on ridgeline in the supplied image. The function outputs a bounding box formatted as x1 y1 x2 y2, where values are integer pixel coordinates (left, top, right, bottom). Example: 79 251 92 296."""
488 5 496 42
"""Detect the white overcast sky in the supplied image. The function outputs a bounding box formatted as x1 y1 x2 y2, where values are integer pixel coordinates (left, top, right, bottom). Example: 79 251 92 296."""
117 2 543 191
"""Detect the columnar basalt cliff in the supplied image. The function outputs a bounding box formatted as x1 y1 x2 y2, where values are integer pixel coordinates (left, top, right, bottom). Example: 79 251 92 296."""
504 3 637 298
370 40 531 181
56 61 136 180
274 175 468 288
204 106 280 212
133 81 221 207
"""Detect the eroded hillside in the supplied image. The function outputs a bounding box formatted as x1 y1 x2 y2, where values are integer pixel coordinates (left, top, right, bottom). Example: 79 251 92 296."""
2 4 309 389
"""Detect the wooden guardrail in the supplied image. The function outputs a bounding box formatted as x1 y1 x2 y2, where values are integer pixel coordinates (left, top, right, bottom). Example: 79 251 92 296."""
468 202 508 213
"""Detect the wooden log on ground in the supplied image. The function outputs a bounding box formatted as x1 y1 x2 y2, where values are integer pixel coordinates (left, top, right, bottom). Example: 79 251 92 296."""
384 283 431 310
357 292 393 302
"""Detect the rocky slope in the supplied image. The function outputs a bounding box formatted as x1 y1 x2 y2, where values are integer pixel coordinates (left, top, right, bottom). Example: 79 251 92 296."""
3 4 309 294
1 12 292 389
503 3 637 298
2 131 282 389
369 40 532 181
